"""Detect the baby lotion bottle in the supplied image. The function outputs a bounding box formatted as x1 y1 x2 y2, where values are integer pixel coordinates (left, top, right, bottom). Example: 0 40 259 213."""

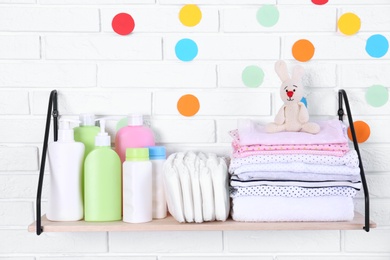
84 119 122 221
149 146 167 219
47 118 85 221
123 148 152 223
115 114 155 163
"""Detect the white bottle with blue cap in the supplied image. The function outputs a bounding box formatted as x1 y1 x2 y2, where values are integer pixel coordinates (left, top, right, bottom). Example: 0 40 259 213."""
47 118 85 221
149 146 167 219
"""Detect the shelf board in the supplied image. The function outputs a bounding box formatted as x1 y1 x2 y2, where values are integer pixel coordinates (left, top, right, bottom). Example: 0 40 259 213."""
28 213 376 233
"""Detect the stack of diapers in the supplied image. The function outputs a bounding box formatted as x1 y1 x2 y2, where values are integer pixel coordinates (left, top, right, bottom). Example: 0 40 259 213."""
163 151 230 223
229 118 362 222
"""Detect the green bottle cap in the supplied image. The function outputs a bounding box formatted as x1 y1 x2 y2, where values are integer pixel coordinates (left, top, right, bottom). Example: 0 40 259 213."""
126 148 149 161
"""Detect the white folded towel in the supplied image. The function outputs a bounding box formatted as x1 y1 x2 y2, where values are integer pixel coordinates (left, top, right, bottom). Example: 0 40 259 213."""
231 196 354 222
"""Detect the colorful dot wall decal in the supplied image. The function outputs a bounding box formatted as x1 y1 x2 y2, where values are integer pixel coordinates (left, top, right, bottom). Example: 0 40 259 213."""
338 13 361 36
311 0 328 5
292 39 315 62
179 4 202 27
365 85 389 107
366 34 389 58
242 66 265 88
300 97 307 107
347 121 370 143
256 5 279 27
112 13 135 35
175 38 198 62
177 94 200 117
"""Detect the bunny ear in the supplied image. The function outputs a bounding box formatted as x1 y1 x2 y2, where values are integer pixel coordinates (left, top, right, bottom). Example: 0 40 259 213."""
292 65 305 81
274 60 290 82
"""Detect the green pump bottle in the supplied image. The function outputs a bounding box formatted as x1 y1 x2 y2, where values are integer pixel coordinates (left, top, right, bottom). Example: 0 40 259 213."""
84 119 122 221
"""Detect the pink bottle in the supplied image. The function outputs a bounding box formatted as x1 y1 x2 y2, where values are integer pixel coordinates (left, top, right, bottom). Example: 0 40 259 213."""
115 114 155 163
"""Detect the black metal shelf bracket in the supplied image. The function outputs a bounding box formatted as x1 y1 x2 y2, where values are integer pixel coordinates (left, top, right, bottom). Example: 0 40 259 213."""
36 90 59 235
338 89 370 232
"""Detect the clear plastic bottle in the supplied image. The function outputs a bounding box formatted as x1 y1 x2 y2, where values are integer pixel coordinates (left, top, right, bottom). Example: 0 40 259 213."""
115 114 155 163
47 118 85 221
149 146 167 219
84 119 122 222
123 148 152 223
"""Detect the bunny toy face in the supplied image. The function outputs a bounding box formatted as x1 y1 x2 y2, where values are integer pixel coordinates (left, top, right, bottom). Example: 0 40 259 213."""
275 60 305 105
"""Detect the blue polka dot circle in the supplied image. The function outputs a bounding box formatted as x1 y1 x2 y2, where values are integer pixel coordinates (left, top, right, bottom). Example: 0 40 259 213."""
366 34 389 58
175 38 198 62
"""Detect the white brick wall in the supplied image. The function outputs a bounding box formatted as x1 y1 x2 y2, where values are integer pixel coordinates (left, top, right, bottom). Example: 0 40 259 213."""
1 1 390 259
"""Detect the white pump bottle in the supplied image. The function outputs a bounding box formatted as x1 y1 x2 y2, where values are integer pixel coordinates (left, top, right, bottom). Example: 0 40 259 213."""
47 118 85 221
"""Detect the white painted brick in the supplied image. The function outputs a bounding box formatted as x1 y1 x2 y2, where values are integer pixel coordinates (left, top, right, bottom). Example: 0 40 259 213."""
42 257 155 260
0 63 96 88
32 90 152 115
0 146 38 171
0 257 34 260
98 62 216 88
277 256 390 260
340 7 390 32
0 230 107 253
0 201 34 226
109 231 223 253
355 198 390 226
0 36 40 60
153 91 271 116
278 0 390 4
0 119 45 143
163 257 272 260
344 229 390 252
361 147 390 172
0 175 49 199
44 35 162 60
303 63 337 88
0 0 34 3
0 7 99 32
0 91 29 115
305 90 338 116
164 35 280 60
159 0 274 4
151 119 215 143
365 174 390 198
340 63 390 88
223 6 336 32
225 230 340 252
101 7 218 33
282 35 390 60
40 0 154 3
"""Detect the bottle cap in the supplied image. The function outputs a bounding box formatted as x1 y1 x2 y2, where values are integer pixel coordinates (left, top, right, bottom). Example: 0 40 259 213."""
95 119 110 147
128 114 143 126
126 148 149 161
79 114 96 126
148 146 166 160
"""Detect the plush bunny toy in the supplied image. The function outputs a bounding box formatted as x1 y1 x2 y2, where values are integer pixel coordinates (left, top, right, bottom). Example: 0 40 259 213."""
266 60 320 134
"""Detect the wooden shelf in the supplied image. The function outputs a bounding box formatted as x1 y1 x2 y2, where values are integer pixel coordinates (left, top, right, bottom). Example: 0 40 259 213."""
28 213 376 233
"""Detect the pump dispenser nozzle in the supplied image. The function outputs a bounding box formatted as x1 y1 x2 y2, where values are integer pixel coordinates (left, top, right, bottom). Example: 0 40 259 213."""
79 114 96 126
95 119 111 147
58 117 80 142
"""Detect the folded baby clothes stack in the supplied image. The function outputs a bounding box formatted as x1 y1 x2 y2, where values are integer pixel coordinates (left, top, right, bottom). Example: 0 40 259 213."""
229 119 361 222
163 151 230 223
